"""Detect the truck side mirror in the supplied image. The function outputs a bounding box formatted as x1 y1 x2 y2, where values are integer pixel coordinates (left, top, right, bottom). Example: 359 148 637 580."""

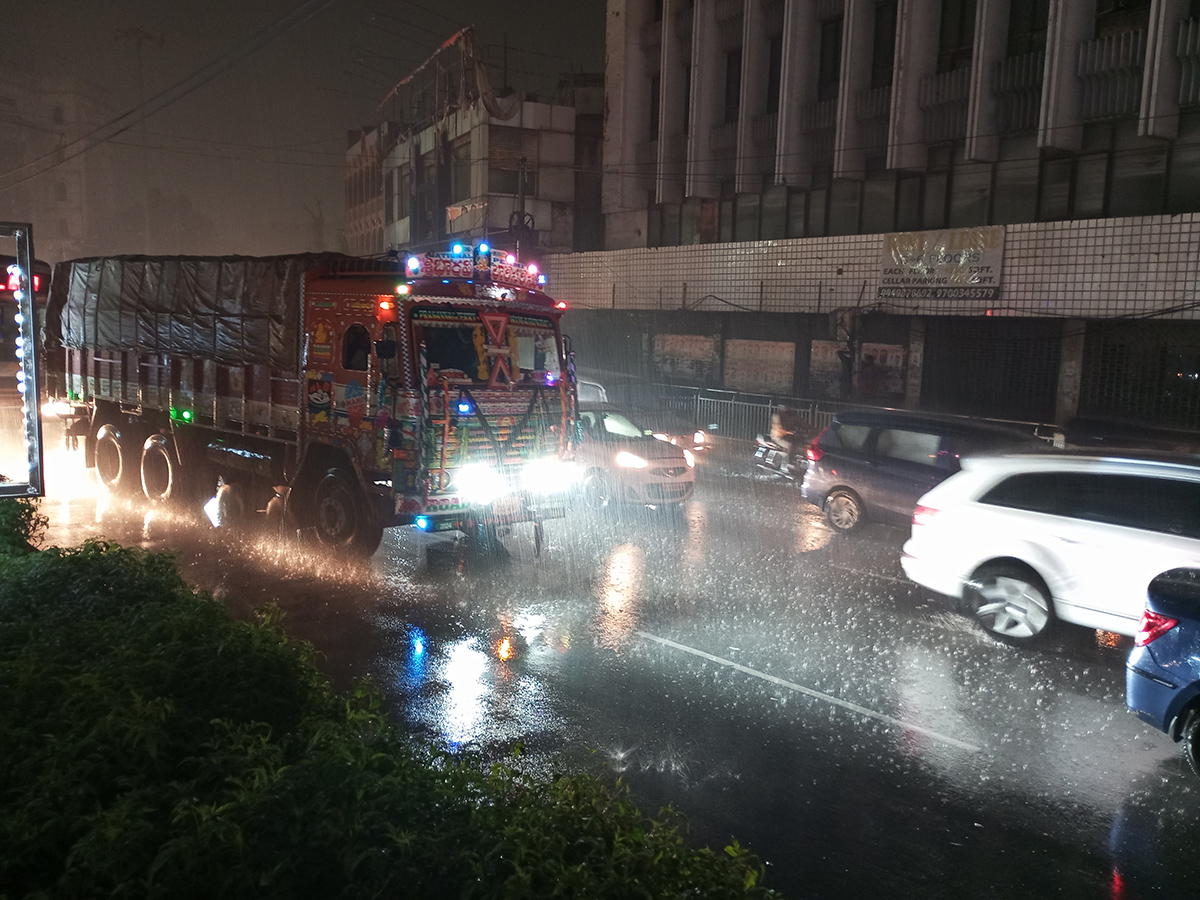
374 339 397 360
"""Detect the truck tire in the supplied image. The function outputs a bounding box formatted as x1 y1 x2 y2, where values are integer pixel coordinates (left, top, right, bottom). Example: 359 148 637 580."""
312 469 381 557
95 424 135 495
140 435 180 504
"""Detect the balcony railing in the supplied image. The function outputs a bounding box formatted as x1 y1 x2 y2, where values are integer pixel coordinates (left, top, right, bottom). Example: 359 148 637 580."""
993 50 1044 133
798 97 837 133
751 110 778 144
1178 17 1200 106
919 66 971 143
710 121 738 151
855 85 892 120
1078 29 1146 120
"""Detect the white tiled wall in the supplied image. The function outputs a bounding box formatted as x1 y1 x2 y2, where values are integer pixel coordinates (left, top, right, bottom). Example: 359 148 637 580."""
545 214 1200 320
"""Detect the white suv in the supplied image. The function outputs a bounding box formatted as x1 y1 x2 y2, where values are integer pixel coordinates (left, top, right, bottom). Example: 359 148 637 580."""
901 453 1200 644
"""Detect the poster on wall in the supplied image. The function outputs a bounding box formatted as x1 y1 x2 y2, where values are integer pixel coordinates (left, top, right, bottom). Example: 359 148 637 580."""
652 333 719 382
723 339 795 394
809 340 846 399
878 226 1004 301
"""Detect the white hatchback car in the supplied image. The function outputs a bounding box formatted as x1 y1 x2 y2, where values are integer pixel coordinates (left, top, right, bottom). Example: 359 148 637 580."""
576 404 696 509
901 453 1200 644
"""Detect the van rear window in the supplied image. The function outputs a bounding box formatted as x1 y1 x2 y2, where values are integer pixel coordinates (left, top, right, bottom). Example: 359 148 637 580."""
826 423 871 452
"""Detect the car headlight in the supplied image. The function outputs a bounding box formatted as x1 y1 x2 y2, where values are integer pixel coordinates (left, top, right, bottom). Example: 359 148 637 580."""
521 457 580 494
693 430 705 446
615 451 649 469
683 448 695 468
453 464 509 504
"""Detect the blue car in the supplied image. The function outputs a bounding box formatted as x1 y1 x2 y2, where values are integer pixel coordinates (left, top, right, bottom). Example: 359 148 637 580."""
1126 568 1200 775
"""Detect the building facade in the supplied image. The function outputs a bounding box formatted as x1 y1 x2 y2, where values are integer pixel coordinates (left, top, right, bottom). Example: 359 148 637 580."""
0 68 118 264
562 0 1200 434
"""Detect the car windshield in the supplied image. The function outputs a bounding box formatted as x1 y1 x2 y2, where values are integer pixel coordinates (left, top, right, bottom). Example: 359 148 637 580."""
584 410 655 440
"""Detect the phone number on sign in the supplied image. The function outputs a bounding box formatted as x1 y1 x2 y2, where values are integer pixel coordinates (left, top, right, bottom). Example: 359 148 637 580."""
877 287 998 300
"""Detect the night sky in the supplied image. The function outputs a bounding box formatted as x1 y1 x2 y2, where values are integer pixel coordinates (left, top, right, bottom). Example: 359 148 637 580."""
4 0 606 258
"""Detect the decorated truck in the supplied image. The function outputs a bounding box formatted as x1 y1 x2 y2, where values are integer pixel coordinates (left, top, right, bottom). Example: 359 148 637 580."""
43 246 579 556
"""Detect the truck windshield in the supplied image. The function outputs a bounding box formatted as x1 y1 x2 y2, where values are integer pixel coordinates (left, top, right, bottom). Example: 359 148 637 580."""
413 307 557 385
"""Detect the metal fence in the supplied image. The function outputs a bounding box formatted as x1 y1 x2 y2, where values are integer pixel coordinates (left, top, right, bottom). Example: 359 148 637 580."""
654 386 839 442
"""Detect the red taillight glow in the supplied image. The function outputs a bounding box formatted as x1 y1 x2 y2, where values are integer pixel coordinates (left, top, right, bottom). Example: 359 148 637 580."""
912 504 939 527
4 273 40 292
1134 610 1178 647
805 429 827 462
555 300 568 309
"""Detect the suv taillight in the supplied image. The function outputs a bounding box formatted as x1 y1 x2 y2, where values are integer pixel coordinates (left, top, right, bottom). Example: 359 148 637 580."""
1134 610 1178 647
806 428 827 462
912 505 938 527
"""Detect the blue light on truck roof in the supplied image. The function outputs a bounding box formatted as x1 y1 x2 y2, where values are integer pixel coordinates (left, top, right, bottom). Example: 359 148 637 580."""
478 242 489 253
452 243 464 255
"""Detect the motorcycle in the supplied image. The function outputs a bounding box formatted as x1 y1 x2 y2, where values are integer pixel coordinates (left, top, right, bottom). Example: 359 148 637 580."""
752 434 804 481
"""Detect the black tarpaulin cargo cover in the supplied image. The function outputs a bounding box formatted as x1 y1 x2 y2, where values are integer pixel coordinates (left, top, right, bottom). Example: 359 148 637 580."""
45 254 351 371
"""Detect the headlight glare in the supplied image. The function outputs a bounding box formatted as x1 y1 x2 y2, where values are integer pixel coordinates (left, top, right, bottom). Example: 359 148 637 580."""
453 464 509 504
522 458 580 494
615 451 649 469
683 448 695 468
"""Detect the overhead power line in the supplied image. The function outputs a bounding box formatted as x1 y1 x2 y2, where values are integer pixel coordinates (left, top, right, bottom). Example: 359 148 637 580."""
0 0 342 193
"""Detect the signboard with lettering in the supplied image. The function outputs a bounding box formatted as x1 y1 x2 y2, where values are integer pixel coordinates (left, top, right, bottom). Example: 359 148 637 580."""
878 226 1004 301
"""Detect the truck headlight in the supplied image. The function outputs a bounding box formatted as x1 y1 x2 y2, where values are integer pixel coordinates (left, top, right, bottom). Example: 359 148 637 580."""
453 464 509 505
615 451 649 469
521 458 579 494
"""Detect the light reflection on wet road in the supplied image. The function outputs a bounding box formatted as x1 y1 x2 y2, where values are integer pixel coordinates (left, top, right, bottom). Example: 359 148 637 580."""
38 446 1200 899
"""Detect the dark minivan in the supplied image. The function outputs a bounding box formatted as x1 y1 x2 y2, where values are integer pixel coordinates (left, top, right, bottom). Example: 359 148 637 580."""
799 409 1041 533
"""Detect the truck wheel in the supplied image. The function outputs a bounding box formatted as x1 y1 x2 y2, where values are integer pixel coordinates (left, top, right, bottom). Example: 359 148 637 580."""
140 435 180 504
313 470 381 557
95 424 133 495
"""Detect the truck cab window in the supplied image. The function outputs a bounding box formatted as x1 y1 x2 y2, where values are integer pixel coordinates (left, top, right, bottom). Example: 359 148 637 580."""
379 323 400 379
423 326 480 379
343 324 371 371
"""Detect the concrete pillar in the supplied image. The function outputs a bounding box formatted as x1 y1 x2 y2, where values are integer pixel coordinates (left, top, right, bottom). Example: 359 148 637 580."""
965 0 1013 162
888 0 940 171
904 316 925 410
604 0 654 213
1141 0 1191 139
1054 319 1087 425
777 0 818 188
737 0 772 192
687 0 723 198
834 0 875 180
658 0 690 203
1039 0 1097 153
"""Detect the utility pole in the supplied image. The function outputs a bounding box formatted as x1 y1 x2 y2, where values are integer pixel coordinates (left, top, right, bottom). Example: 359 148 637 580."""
113 26 164 254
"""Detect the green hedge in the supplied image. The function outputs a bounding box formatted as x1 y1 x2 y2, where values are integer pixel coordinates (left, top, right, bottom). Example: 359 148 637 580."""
0 501 781 900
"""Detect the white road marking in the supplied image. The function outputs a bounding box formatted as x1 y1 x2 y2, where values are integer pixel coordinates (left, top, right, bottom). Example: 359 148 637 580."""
635 630 982 753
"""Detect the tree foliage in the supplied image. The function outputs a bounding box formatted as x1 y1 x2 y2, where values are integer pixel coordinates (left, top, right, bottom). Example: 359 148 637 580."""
0 535 781 900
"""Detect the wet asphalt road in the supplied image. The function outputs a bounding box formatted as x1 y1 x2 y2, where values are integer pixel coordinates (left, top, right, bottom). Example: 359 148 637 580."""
37 440 1200 899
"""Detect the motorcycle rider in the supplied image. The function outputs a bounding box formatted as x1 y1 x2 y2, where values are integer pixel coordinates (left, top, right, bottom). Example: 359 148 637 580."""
769 404 804 472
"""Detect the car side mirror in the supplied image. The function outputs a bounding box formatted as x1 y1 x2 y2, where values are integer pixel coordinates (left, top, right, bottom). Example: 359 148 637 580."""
374 339 397 360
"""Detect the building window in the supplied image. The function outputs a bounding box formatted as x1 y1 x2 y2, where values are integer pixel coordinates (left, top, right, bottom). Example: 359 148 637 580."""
650 74 661 142
398 166 411 220
1095 0 1152 37
1007 0 1050 56
937 0 977 73
767 35 783 111
818 18 843 101
450 137 472 203
489 166 536 196
871 1 898 89
724 49 742 124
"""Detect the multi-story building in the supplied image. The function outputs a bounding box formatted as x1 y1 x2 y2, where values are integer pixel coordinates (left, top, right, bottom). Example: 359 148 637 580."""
345 124 392 257
549 0 1200 435
0 67 117 264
